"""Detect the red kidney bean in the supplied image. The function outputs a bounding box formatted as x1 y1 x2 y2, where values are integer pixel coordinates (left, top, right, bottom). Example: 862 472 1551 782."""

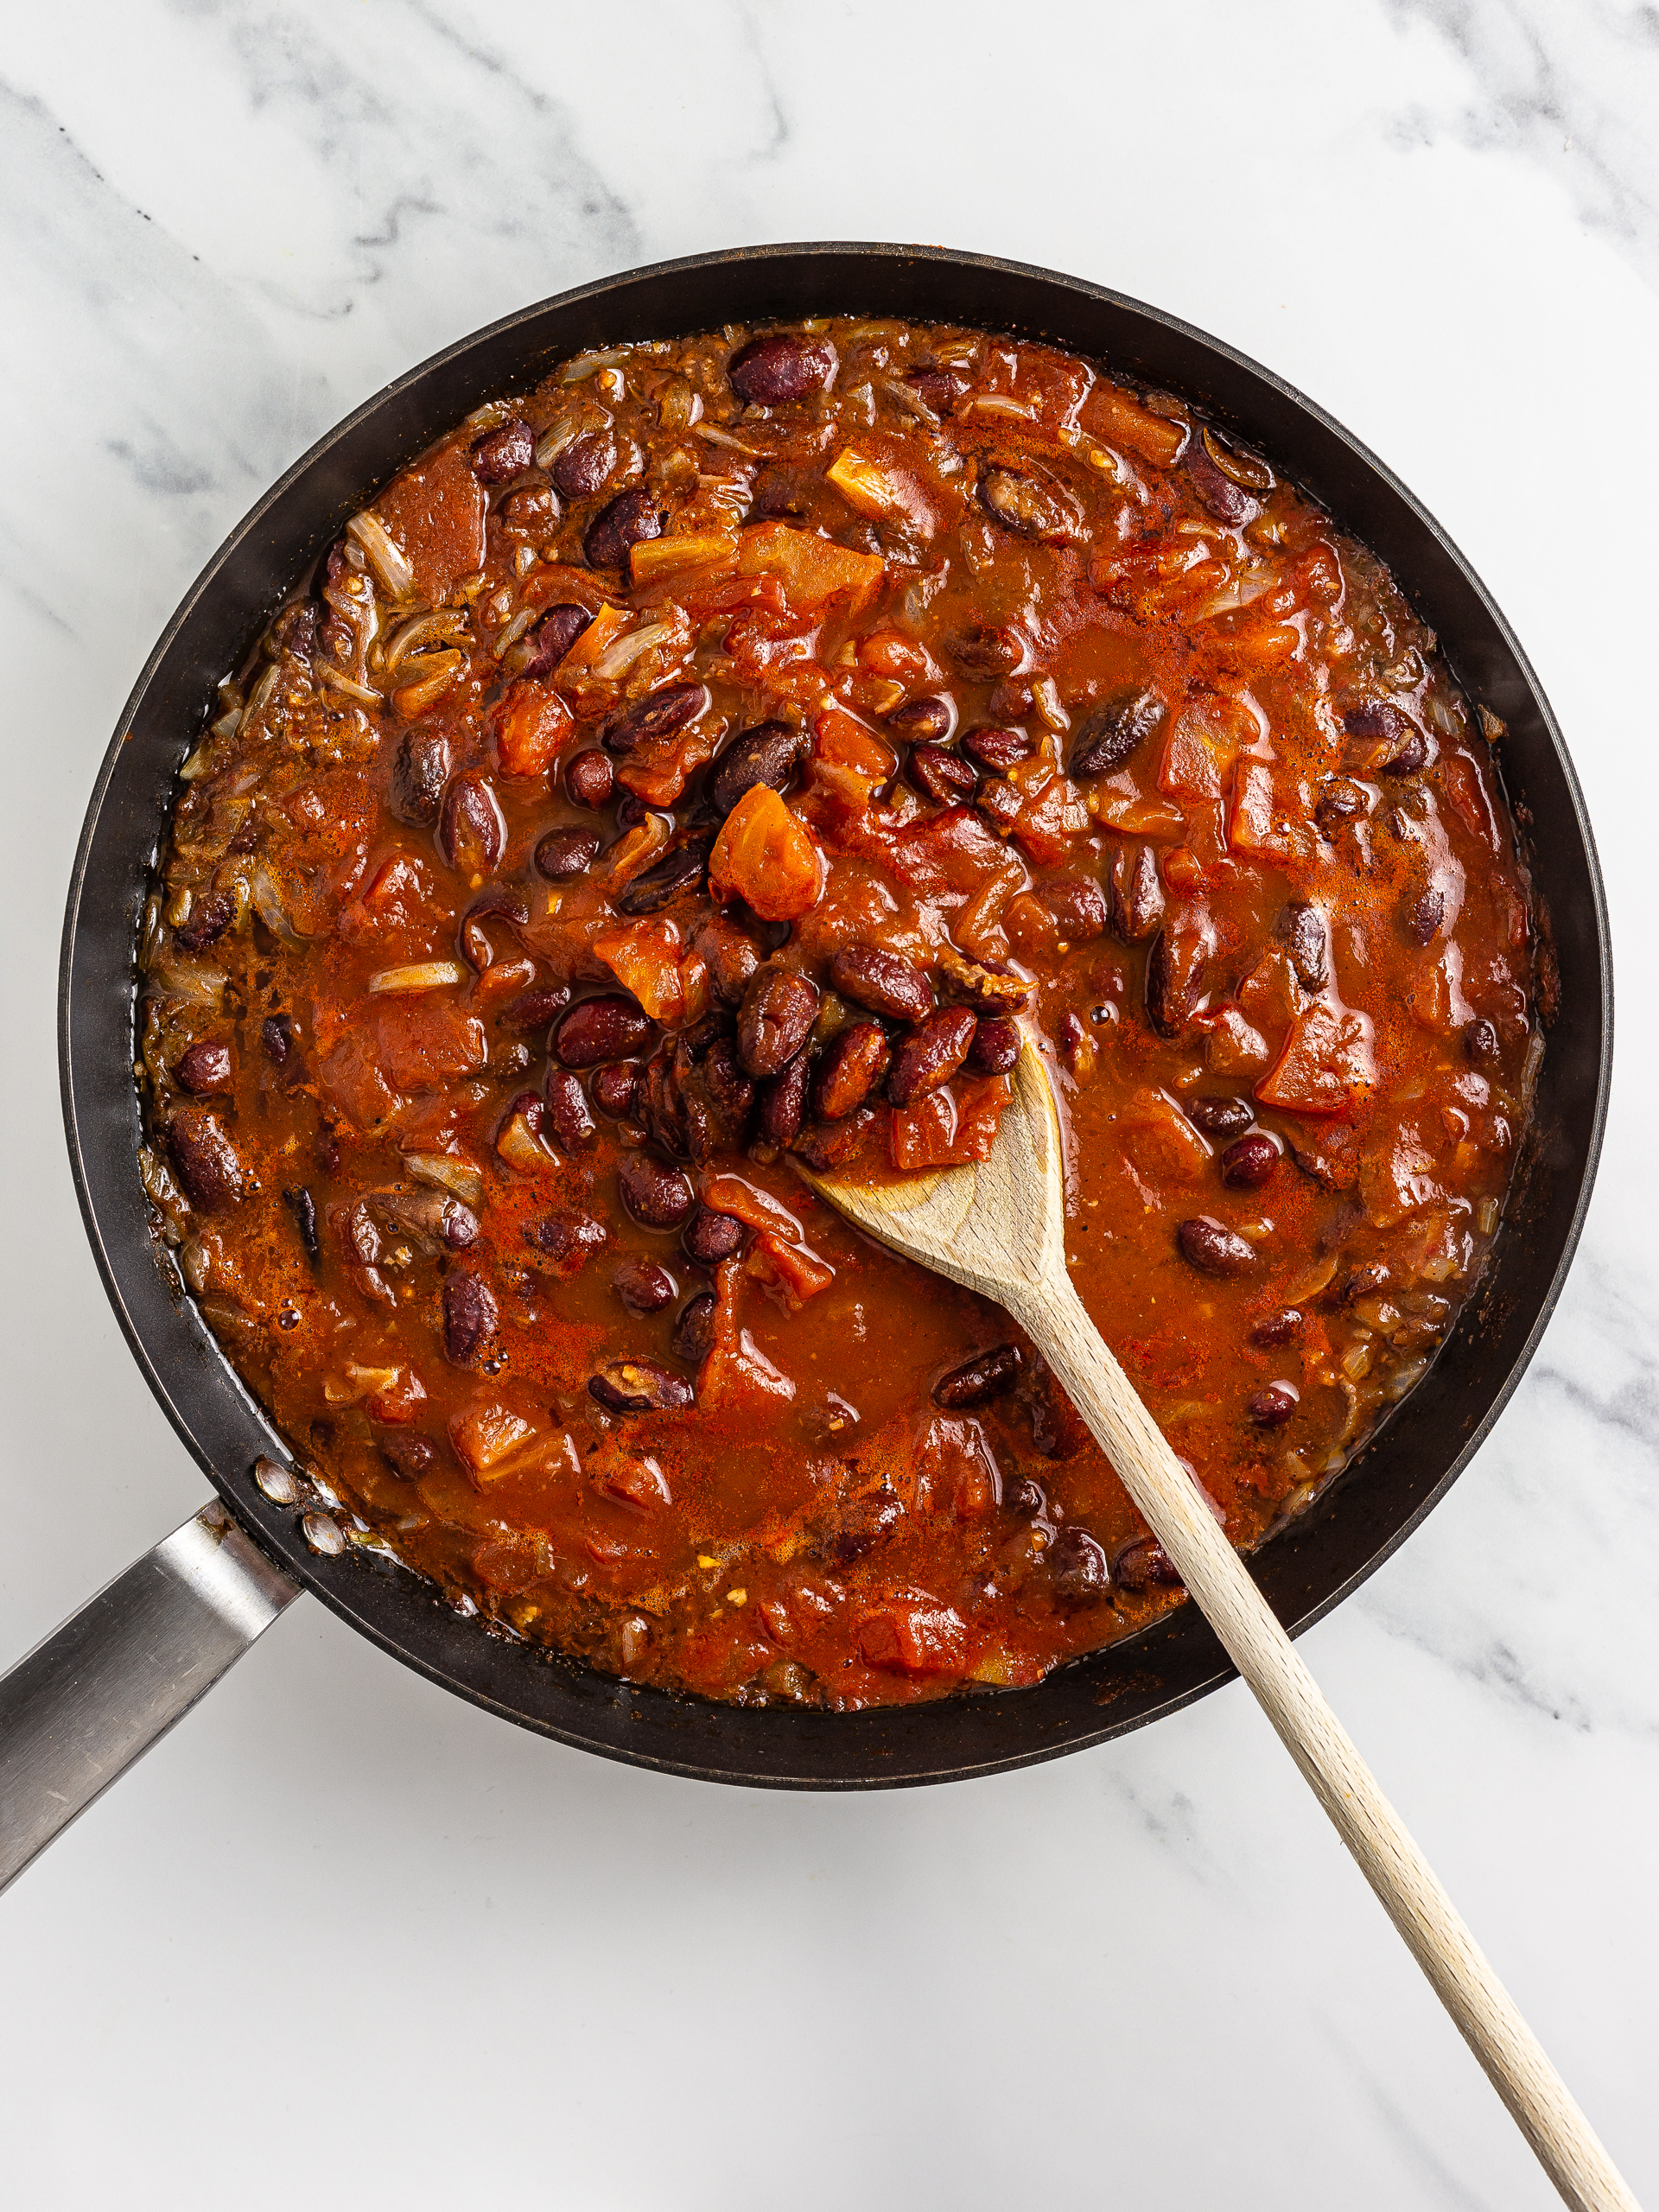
439 1200 480 1250
1108 843 1164 943
940 954 1031 1015
906 363 970 411
1315 777 1370 836
175 1039 232 1094
671 1292 718 1366
1185 1095 1252 1138
469 419 534 483
283 1185 321 1263
1048 1526 1111 1602
1070 688 1166 779
1405 886 1445 946
699 1037 755 1129
1178 1217 1257 1275
534 827 601 880
1221 1132 1281 1188
947 623 1025 678
966 1014 1020 1074
1041 873 1108 941
1115 1536 1183 1592
497 983 571 1034
988 678 1034 721
830 944 934 1024
1280 900 1328 989
498 485 559 537
618 1151 696 1229
442 1274 497 1363
1185 438 1259 526
829 1489 906 1567
976 465 1080 541
383 1433 436 1479
555 994 653 1068
758 1052 810 1147
565 747 615 809
550 429 618 499
683 1205 746 1264
388 730 452 826
709 721 805 816
1465 1016 1500 1067
1249 1307 1304 1348
728 331 836 405
1344 700 1428 776
887 695 955 742
737 968 820 1077
888 1006 976 1106
1335 1262 1391 1306
521 603 593 680
524 1212 608 1274
1249 1382 1300 1427
690 914 763 1004
615 837 712 916
589 1357 695 1413
175 890 235 954
960 725 1034 773
614 1259 677 1315
604 681 710 755
440 776 505 876
906 743 978 804
591 1062 639 1118
932 1343 1020 1409
166 1110 243 1211
544 1068 597 1151
583 488 660 569
813 1021 890 1119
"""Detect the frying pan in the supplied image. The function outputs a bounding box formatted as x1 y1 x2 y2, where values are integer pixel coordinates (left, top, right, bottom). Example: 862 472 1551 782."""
1 242 1611 1888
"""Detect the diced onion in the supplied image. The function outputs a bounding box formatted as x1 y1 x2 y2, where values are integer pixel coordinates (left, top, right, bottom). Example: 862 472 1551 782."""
963 394 1035 422
561 347 632 382
368 961 465 994
693 423 762 457
317 664 384 708
592 618 678 683
403 1152 485 1205
346 510 416 598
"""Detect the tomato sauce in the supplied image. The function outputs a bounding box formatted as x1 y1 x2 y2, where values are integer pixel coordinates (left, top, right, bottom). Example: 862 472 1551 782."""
137 317 1541 1707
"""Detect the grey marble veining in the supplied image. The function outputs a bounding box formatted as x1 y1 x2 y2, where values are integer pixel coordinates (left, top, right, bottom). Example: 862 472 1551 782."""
1 3 1654 2207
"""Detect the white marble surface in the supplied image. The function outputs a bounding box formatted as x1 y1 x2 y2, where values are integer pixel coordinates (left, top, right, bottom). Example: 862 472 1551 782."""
2 3 1656 2204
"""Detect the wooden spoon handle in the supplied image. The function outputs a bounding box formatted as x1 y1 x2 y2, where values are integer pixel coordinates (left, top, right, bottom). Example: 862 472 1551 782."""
1016 1272 1638 2212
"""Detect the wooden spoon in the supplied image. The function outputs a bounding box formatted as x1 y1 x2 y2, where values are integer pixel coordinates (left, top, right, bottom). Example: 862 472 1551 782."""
796 1040 1637 2212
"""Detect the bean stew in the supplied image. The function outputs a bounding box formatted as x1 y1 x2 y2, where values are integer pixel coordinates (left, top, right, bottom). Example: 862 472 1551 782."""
137 317 1543 1707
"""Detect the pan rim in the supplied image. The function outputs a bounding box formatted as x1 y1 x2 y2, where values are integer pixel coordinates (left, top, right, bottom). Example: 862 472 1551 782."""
58 239 1613 1787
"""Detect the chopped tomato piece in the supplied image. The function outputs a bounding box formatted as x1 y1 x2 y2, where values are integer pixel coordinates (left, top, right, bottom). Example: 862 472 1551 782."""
365 1368 428 1425
1121 1086 1212 1182
629 531 739 590
857 1599 968 1676
596 1453 673 1510
376 998 487 1091
373 441 486 605
949 1076 1012 1162
807 704 897 813
493 679 575 776
592 918 686 1023
1158 697 1252 802
700 1174 803 1241
746 1230 835 1312
1441 753 1499 852
825 442 939 538
698 1327 798 1412
709 785 824 921
450 1398 538 1478
336 852 435 950
860 629 941 687
1255 1001 1376 1116
1080 382 1188 467
318 1031 399 1130
889 1088 956 1170
734 520 885 612
1227 761 1317 865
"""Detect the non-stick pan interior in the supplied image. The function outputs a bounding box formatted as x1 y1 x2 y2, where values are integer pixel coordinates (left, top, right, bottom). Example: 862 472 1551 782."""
60 244 1610 1786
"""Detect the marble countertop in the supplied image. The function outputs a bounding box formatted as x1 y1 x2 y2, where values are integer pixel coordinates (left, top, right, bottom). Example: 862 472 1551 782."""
2 3 1655 2205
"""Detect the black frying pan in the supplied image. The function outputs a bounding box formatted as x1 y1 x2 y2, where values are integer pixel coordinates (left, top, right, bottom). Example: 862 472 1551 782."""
10 244 1609 1859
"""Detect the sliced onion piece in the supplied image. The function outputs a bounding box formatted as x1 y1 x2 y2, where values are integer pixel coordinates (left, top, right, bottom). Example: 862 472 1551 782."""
402 1152 485 1205
368 960 466 994
384 608 470 672
248 859 307 950
346 510 416 598
592 617 680 683
316 664 385 708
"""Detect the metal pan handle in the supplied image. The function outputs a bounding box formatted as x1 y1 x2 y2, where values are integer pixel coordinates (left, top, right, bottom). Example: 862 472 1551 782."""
0 1502 302 1891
